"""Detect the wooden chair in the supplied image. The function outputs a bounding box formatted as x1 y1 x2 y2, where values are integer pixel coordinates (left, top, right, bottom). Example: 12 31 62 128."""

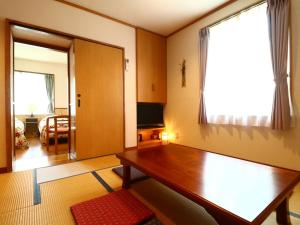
46 115 70 154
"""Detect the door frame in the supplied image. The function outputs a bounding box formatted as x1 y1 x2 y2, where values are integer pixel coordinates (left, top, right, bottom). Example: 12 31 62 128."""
5 19 126 172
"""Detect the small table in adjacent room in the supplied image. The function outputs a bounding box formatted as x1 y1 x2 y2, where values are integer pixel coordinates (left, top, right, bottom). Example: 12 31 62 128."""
25 117 39 138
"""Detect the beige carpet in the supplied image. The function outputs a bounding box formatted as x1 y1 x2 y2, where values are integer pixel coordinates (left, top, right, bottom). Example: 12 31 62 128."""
36 155 120 183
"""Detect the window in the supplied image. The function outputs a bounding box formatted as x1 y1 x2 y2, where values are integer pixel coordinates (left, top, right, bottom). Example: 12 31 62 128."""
14 71 53 115
204 2 289 126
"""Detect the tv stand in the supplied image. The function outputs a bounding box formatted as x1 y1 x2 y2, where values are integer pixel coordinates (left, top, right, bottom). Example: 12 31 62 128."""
137 127 164 149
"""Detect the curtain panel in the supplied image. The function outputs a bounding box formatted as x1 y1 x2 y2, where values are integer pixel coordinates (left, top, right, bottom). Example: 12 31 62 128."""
198 27 210 124
267 0 291 130
45 74 55 114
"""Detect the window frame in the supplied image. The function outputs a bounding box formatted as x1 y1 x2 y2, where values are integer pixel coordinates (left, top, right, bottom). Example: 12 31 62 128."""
201 0 292 126
14 70 55 116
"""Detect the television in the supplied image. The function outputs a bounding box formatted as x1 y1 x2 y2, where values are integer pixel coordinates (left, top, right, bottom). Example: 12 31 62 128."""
137 103 164 128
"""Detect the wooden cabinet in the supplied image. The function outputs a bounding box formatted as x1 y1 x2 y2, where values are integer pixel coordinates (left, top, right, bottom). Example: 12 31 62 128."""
137 128 164 149
25 117 39 138
137 28 166 103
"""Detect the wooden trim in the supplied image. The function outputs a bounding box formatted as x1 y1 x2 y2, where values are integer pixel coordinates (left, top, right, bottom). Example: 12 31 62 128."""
14 70 54 76
7 19 124 51
5 19 12 172
0 167 7 173
14 37 69 52
67 50 71 158
167 0 238 37
122 48 126 152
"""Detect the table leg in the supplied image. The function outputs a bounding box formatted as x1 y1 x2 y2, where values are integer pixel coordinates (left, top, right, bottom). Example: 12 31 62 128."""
122 165 131 189
276 198 291 225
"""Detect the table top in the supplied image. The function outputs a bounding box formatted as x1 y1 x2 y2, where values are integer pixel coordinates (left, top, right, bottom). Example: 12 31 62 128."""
117 144 300 225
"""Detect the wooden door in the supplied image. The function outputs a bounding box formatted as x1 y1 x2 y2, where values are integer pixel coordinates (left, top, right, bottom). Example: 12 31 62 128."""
74 39 124 160
137 29 166 103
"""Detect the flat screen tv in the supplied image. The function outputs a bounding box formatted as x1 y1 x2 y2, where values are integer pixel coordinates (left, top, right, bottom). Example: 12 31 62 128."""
137 103 164 128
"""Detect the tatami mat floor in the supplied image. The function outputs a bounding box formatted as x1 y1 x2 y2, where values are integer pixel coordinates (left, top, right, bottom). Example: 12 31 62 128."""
36 154 120 183
0 156 299 225
0 171 33 215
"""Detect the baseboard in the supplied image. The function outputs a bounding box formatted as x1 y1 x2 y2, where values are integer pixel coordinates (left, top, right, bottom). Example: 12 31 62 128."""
125 146 137 151
0 167 7 173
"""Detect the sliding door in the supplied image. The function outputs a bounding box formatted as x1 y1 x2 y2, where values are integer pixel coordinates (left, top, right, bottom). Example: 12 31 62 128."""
74 39 124 159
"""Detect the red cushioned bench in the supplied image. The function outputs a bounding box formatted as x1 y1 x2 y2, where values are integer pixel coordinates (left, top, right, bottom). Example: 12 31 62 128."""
71 189 155 225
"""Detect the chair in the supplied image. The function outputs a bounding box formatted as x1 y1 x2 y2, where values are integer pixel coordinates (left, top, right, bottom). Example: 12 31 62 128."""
46 115 70 154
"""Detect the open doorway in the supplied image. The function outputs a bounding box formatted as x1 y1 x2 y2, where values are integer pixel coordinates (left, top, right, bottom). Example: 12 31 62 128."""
9 25 75 171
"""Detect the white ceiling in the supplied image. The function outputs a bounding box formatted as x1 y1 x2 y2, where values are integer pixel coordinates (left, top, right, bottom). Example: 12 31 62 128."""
14 42 68 64
12 25 72 48
64 0 229 36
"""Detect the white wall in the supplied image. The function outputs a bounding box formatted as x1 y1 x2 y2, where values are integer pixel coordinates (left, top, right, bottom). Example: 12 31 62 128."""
165 0 300 171
0 0 137 167
15 58 68 108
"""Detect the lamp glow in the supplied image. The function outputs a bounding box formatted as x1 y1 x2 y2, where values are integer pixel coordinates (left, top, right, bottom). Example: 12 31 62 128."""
161 131 169 145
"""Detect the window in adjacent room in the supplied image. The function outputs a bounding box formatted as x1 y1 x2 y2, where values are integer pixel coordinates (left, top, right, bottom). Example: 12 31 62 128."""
203 2 290 127
14 71 54 115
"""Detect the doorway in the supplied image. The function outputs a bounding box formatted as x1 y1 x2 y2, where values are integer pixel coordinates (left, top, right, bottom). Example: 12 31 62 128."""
13 42 72 171
9 24 74 171
5 20 125 173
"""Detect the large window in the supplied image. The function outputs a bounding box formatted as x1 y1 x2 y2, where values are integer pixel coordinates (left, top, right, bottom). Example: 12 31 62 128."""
204 2 289 126
14 71 53 115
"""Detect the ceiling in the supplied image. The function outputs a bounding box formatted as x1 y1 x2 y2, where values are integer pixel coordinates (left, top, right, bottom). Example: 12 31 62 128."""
63 0 229 36
12 25 72 48
14 42 68 64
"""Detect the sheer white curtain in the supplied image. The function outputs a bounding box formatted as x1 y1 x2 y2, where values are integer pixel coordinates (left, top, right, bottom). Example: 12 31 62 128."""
204 3 274 126
14 71 50 115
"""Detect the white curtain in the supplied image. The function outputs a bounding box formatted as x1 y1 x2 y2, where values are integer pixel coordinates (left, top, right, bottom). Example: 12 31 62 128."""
14 71 51 115
204 3 275 127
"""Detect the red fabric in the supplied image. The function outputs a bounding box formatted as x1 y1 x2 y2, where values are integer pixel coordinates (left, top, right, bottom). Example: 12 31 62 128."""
71 189 154 225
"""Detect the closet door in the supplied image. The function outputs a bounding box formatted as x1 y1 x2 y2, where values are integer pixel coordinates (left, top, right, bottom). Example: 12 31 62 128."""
74 39 124 160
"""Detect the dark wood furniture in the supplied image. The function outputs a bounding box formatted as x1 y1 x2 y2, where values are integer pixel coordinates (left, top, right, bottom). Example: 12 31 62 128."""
25 117 39 137
137 128 164 149
46 115 70 154
116 144 300 225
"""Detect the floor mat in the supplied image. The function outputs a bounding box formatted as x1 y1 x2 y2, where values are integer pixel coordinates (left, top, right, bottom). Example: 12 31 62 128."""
0 173 110 225
0 170 33 214
96 167 123 191
40 173 109 205
36 155 120 183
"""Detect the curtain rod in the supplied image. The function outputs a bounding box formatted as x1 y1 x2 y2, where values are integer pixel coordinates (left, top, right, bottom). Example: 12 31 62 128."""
208 0 267 29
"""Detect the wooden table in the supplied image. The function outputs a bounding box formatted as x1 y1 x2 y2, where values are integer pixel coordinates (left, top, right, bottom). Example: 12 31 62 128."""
116 144 300 225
